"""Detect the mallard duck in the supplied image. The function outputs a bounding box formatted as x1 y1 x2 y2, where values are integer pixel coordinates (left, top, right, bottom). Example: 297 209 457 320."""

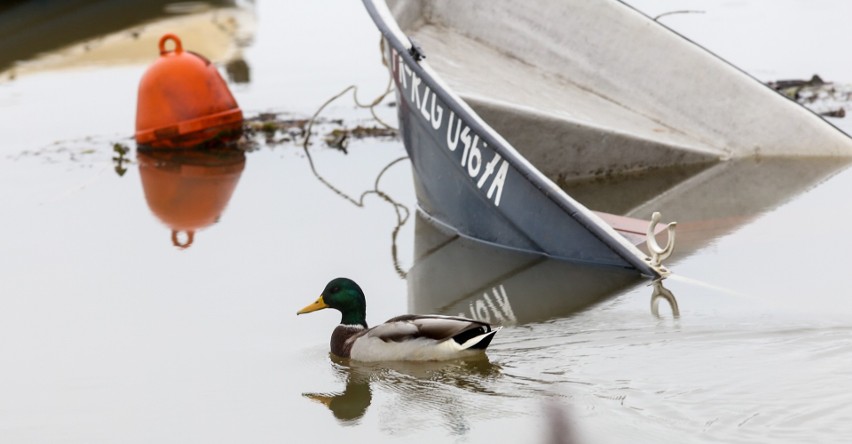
297 277 500 361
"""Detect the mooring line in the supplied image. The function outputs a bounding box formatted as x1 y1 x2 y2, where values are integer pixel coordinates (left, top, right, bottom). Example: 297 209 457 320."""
664 273 752 299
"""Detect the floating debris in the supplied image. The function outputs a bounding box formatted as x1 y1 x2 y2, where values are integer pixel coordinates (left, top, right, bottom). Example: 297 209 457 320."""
768 74 851 118
322 125 398 153
242 113 309 146
344 125 398 139
241 112 397 151
324 129 349 152
12 112 399 170
112 143 131 176
7 135 130 168
822 108 846 118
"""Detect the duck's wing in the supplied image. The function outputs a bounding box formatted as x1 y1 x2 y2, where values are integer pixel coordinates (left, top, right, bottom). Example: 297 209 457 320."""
350 315 500 361
367 314 495 345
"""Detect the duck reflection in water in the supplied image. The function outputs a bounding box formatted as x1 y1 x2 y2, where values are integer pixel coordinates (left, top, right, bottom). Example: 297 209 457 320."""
303 357 372 424
303 354 501 427
136 145 246 249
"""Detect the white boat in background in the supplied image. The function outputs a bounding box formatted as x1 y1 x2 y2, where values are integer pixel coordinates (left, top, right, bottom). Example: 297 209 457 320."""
0 0 254 81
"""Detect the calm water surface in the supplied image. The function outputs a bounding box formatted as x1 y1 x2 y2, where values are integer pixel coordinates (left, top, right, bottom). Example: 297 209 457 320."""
1 1 852 443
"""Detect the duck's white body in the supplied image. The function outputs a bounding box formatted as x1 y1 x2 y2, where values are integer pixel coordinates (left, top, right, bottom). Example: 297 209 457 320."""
338 315 500 362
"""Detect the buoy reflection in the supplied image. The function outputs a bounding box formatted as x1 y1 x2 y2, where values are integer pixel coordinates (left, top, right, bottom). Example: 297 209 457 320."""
137 146 245 249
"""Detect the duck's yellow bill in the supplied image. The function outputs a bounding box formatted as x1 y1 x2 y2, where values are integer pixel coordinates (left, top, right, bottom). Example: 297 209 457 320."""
303 393 334 407
297 296 328 315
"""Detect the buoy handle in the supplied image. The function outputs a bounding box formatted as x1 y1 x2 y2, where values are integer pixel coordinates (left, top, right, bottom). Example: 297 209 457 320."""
159 34 183 55
171 230 194 249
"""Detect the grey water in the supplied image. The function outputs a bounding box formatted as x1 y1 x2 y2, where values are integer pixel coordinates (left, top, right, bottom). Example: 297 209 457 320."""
1 1 852 443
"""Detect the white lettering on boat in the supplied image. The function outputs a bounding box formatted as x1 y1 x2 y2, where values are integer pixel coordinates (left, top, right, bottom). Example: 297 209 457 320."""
392 48 510 207
477 152 501 189
399 63 409 89
459 127 474 168
410 74 422 109
458 285 517 325
429 90 443 130
487 159 509 206
446 111 462 151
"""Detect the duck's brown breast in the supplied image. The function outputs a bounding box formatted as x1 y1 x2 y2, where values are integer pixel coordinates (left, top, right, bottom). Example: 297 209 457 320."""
331 324 367 358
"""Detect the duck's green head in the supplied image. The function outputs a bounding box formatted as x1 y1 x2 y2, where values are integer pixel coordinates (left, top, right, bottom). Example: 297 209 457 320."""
297 277 368 327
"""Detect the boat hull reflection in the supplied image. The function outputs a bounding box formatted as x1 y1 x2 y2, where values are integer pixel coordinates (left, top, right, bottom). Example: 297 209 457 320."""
408 212 644 326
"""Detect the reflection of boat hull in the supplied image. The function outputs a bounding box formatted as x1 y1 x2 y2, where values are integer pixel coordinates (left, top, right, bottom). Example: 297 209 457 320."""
567 157 852 261
408 213 642 325
363 0 659 277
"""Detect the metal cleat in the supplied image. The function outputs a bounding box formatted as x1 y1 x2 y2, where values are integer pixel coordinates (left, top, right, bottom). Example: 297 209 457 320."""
645 211 677 276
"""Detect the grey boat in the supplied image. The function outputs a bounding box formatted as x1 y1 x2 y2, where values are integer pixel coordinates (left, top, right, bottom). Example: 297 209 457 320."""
362 0 852 278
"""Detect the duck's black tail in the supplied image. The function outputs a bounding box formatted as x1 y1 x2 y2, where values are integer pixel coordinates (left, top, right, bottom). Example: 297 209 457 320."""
457 327 501 350
469 329 499 350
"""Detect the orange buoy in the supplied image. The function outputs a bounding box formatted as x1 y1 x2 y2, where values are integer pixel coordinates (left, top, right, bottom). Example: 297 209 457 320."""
137 148 246 249
135 34 243 148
